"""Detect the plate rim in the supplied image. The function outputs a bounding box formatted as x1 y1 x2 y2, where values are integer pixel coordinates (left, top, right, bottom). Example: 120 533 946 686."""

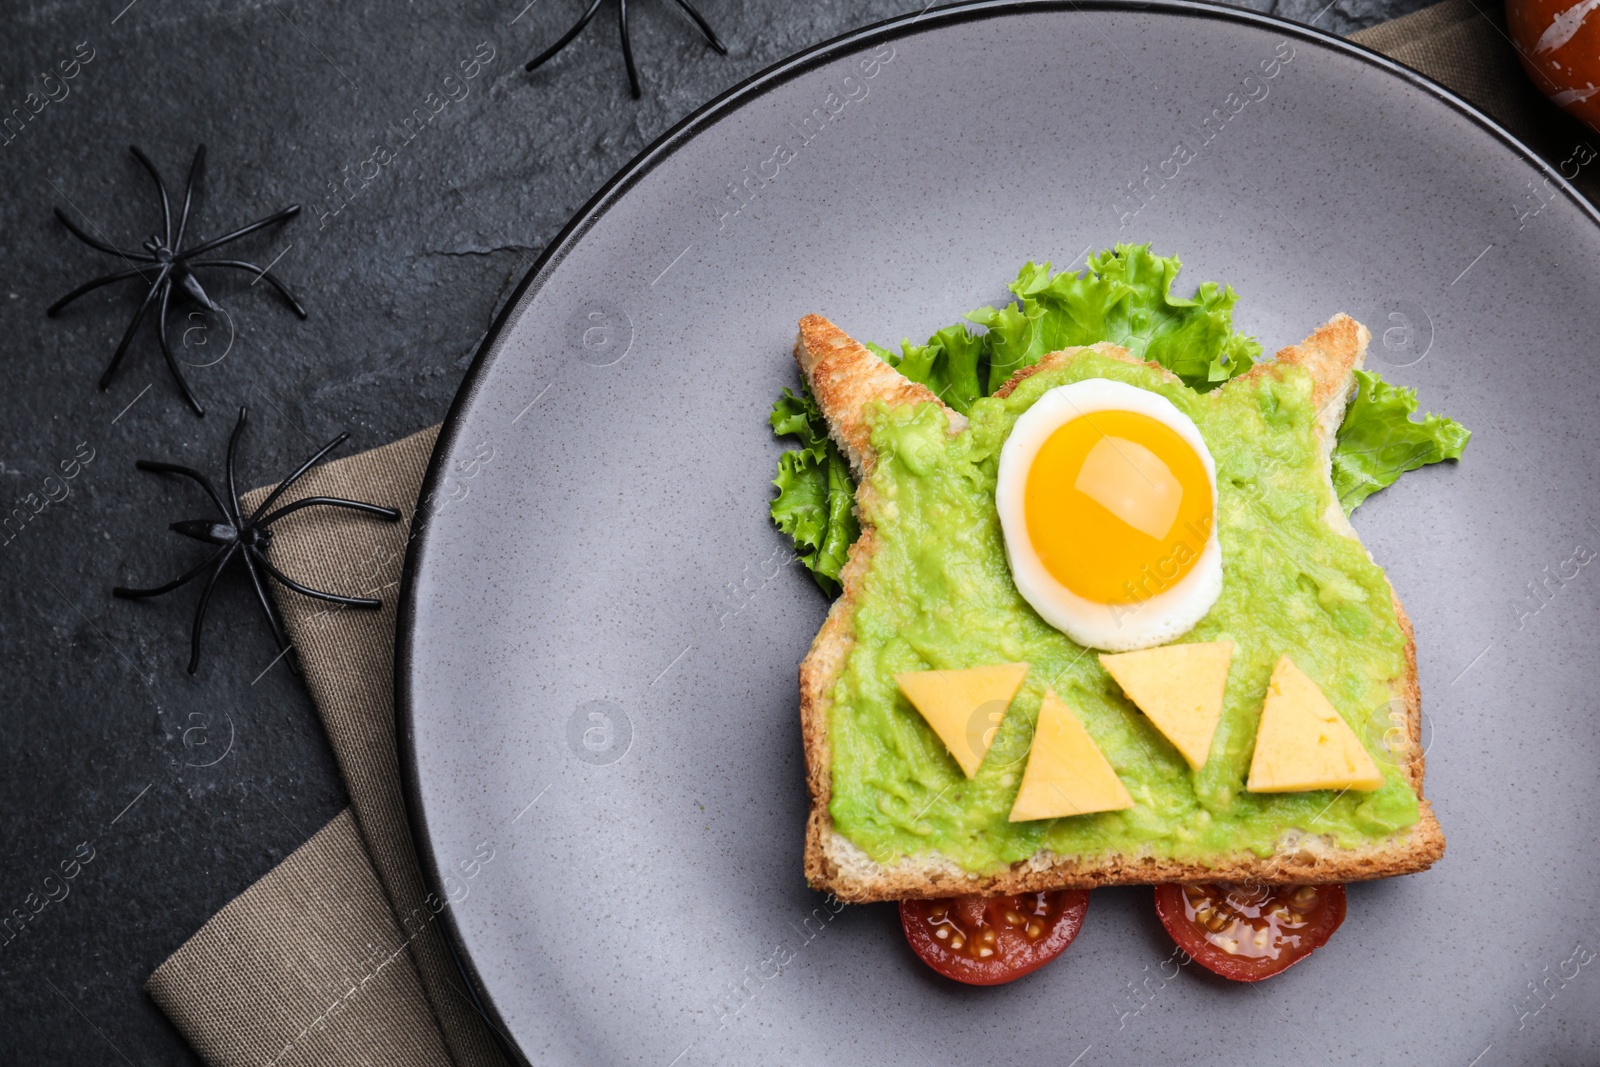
394 2 1600 1060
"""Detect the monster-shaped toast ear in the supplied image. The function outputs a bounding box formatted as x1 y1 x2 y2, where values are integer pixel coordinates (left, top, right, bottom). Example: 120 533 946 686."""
793 314 966 478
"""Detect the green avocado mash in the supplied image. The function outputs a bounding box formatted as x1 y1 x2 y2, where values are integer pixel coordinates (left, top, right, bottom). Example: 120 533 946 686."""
828 352 1420 873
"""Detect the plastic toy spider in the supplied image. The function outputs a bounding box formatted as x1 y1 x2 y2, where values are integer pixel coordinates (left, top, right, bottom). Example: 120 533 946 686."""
524 0 727 99
114 406 401 675
48 144 306 417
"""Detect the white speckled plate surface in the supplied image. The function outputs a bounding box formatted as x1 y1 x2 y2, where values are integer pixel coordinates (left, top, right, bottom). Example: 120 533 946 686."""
398 3 1600 1063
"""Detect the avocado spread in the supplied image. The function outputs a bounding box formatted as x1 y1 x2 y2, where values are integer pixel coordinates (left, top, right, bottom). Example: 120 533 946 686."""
828 352 1420 873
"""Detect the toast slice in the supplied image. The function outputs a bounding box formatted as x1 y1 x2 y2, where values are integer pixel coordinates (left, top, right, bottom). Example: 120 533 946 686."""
795 313 1444 902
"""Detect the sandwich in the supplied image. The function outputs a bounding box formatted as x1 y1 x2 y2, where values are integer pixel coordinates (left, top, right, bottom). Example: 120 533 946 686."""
769 246 1468 983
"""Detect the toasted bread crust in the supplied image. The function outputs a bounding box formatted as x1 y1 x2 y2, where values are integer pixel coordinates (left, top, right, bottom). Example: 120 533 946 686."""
794 314 966 478
1250 312 1368 434
797 314 1442 901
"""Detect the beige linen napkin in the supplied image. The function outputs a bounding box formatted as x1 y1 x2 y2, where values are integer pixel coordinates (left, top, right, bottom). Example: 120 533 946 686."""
147 426 508 1067
144 6 1596 1064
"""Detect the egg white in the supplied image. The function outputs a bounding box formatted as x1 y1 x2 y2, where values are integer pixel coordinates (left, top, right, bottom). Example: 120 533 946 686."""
995 378 1222 652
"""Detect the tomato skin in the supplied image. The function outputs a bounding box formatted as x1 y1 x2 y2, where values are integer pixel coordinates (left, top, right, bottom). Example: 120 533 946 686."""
1153 883 1346 982
1507 0 1600 133
900 890 1090 986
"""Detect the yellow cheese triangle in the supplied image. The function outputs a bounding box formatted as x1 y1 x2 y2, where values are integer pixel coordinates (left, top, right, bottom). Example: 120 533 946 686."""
1009 689 1134 822
1099 640 1234 770
895 663 1029 777
1247 656 1384 793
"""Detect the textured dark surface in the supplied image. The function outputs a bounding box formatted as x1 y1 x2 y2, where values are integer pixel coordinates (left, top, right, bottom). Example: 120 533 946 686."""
0 0 1448 1062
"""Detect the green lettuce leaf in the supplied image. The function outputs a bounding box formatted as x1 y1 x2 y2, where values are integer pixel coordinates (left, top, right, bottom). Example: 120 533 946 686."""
769 388 858 595
874 244 1260 401
865 321 989 415
967 246 1259 393
1330 369 1471 513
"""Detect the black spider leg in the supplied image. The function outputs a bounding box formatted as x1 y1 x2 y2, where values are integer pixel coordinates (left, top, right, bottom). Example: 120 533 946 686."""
218 408 298 665
168 145 217 312
171 146 201 254
154 282 206 416
247 490 398 610
183 259 306 316
243 452 398 667
45 207 161 323
121 146 191 401
616 0 640 98
49 205 156 263
97 265 172 391
256 495 399 526
113 541 233 600
137 149 202 415
235 547 295 672
242 411 338 520
249 432 400 608
172 203 309 330
185 544 241 673
134 459 234 517
250 552 384 609
142 146 210 416
112 457 242 674
45 266 151 314
180 206 307 265
129 145 174 250
524 0 728 97
663 0 726 56
525 0 607 77
222 403 250 526
243 406 400 641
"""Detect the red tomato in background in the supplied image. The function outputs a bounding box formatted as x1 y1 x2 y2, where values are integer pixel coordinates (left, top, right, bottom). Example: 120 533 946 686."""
1508 0 1600 132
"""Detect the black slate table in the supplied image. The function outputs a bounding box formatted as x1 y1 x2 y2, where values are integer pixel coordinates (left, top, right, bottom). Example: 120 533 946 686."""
0 0 1437 1061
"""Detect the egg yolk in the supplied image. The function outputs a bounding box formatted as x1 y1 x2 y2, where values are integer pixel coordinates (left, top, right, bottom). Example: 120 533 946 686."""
1022 409 1213 605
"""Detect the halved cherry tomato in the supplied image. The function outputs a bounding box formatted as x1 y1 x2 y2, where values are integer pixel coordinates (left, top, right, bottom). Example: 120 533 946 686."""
1153 882 1346 982
900 890 1090 985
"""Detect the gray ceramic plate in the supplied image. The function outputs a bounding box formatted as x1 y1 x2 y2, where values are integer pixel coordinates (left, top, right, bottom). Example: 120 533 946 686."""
397 3 1600 1063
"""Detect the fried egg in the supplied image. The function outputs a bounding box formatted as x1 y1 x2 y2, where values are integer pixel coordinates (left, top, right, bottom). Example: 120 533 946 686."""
995 378 1221 652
